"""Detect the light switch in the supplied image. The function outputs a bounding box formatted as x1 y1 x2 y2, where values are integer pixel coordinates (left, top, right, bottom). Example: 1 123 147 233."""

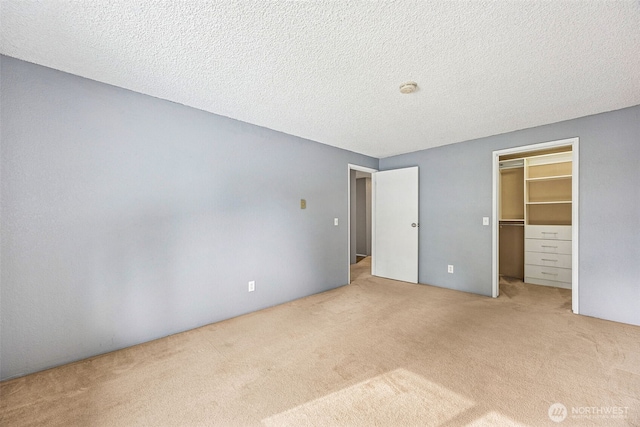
300 199 306 209
483 217 490 226
334 218 339 226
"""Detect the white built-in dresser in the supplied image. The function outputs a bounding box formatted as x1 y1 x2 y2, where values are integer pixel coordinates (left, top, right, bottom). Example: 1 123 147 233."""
523 152 572 289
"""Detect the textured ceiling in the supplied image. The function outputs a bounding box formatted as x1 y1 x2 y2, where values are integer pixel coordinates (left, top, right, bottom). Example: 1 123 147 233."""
2 1 639 158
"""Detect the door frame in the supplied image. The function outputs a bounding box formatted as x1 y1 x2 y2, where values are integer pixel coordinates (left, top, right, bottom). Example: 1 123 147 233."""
491 137 580 313
348 164 378 283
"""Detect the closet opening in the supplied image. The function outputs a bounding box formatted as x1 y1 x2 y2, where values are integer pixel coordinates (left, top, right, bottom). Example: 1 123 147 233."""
491 138 579 313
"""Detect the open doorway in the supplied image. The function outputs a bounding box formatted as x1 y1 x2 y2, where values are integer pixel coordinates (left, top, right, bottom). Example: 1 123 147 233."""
354 171 372 264
348 164 377 283
492 138 579 313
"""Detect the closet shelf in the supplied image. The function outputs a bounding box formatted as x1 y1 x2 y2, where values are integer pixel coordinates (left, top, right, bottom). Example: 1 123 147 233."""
526 175 571 182
526 201 572 205
524 151 573 289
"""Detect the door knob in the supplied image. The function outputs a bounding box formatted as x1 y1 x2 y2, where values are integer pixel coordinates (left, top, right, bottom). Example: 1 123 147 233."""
411 223 418 227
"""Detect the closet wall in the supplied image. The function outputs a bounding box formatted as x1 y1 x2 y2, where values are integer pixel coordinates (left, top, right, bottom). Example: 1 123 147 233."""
499 162 524 278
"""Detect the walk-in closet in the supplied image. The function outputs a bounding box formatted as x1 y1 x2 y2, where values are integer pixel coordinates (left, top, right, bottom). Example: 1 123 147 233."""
498 146 573 289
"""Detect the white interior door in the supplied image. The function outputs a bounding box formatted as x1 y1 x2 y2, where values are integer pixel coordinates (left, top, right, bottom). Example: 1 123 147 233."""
372 167 419 283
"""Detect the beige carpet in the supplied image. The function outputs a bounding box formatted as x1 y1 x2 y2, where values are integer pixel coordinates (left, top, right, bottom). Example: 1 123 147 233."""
1 257 639 426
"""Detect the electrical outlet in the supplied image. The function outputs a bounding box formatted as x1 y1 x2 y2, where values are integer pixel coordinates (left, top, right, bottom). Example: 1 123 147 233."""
248 281 255 292
448 265 454 274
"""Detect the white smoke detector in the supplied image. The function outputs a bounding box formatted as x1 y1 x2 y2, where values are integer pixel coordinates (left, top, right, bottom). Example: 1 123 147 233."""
399 82 418 94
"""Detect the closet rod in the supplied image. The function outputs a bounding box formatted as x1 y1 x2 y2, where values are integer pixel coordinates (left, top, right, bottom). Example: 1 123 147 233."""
499 223 524 227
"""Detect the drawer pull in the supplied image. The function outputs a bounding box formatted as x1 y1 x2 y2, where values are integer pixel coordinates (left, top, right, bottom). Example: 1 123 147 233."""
541 259 558 262
541 272 558 276
541 245 558 248
542 232 558 234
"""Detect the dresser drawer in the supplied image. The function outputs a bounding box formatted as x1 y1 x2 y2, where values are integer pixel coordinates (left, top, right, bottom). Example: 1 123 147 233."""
525 239 572 255
525 264 572 283
524 276 571 289
525 252 572 269
525 225 571 241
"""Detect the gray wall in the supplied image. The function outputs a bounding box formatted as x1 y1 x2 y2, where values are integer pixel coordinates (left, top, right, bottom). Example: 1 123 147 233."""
0 56 378 380
2 54 638 381
381 104 640 326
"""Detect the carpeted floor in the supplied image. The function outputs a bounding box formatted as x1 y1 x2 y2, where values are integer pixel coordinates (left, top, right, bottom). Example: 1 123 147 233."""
1 257 639 426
